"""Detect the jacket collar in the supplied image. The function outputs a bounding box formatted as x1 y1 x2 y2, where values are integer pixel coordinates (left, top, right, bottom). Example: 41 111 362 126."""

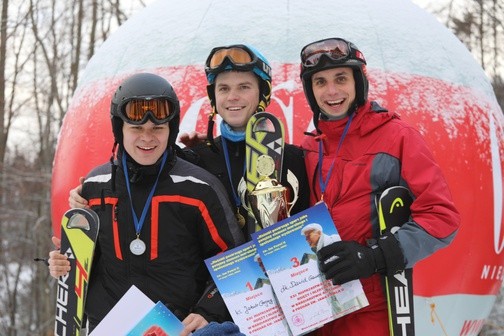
302 100 393 152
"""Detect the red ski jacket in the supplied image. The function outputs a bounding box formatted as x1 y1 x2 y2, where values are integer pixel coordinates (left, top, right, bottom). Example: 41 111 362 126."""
301 101 460 336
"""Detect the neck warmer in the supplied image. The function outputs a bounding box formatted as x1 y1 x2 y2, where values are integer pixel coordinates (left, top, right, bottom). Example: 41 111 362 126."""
220 121 245 142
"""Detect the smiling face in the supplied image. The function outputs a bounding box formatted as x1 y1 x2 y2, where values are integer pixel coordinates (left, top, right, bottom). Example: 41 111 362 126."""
214 71 260 131
122 120 169 165
311 67 356 119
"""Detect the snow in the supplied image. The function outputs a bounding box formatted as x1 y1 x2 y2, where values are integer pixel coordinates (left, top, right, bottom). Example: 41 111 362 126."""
65 0 502 162
75 0 495 98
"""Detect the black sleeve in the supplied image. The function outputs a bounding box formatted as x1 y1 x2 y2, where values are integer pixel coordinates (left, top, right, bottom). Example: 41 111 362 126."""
175 145 201 165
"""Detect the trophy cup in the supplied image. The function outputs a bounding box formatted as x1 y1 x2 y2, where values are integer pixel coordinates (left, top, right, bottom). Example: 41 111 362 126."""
239 112 299 230
248 154 290 228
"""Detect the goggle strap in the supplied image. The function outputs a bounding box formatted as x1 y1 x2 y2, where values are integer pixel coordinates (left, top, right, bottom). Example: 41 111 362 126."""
206 108 218 153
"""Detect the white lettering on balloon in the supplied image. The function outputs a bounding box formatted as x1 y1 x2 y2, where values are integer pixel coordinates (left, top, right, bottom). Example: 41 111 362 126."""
490 110 504 255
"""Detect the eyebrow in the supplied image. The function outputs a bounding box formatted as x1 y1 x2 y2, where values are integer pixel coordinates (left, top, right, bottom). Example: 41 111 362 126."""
313 70 349 80
216 80 255 87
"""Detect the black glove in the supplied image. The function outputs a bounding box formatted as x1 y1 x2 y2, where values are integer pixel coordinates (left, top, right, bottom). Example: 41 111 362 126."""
318 233 406 285
192 281 231 322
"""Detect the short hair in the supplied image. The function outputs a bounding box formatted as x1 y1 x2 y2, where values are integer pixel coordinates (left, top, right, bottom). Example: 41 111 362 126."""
254 253 262 262
301 223 323 235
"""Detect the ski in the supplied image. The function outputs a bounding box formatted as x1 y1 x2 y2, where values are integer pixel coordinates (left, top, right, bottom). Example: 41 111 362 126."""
54 208 100 336
376 186 415 336
243 112 286 232
244 112 285 190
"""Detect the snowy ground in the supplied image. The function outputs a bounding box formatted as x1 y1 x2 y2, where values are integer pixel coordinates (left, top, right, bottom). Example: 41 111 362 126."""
480 285 504 335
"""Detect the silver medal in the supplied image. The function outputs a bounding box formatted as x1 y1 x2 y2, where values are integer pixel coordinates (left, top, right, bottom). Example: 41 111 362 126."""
130 238 146 255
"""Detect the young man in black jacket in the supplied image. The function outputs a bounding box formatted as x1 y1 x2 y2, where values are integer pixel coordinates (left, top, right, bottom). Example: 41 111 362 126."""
179 44 309 238
49 73 244 335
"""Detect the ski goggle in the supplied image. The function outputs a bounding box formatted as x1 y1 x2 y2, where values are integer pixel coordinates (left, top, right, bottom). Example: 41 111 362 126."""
205 45 271 78
207 46 253 69
301 38 365 68
120 98 174 125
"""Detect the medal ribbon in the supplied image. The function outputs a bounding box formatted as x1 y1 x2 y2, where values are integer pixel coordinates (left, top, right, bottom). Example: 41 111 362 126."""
318 113 354 200
122 150 168 237
221 137 245 209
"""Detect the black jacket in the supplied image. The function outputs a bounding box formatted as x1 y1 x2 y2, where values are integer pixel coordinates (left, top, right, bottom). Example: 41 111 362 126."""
82 149 244 329
182 136 310 239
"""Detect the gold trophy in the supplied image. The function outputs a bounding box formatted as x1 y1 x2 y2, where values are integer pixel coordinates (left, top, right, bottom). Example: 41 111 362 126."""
248 154 289 228
239 112 299 231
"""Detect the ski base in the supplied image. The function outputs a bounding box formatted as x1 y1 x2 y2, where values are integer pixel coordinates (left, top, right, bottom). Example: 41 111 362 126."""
377 186 415 336
55 208 99 336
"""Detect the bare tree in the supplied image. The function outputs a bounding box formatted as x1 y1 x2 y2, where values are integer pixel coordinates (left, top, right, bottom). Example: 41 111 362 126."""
0 151 52 336
0 0 7 164
437 0 504 110
0 0 149 333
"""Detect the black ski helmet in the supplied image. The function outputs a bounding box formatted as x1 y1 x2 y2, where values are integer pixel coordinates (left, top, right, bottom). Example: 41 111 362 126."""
300 38 368 130
110 73 180 148
204 44 272 150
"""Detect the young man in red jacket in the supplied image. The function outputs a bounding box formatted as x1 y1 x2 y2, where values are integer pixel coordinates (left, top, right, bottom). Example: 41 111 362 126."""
299 37 460 336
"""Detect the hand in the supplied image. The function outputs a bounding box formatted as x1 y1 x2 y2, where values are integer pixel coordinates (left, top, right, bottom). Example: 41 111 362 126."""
48 236 71 279
192 322 245 336
68 177 88 208
180 313 208 336
52 236 61 250
178 131 207 147
318 240 384 285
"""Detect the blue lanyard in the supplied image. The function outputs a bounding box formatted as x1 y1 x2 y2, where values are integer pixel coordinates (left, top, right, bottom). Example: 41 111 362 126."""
221 137 245 208
318 113 354 201
122 150 168 236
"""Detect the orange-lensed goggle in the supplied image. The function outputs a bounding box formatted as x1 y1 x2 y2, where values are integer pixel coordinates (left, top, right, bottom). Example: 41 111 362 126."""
120 98 174 125
207 47 255 70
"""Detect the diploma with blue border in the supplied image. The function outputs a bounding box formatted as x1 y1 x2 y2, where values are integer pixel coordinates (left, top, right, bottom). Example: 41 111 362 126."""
250 203 369 335
205 241 292 336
